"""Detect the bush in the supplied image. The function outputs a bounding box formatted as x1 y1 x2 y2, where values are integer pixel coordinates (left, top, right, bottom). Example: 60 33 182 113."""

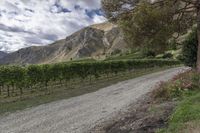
111 49 122 55
182 28 198 67
168 39 177 50
176 54 184 61
153 70 200 100
162 53 173 59
142 50 156 58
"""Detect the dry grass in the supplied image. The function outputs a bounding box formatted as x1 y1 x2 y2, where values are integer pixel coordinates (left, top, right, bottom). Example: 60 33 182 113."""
156 70 200 133
152 69 194 101
180 121 200 133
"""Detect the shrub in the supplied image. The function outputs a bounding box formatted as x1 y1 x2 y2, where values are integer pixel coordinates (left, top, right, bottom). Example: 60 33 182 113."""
152 81 171 100
162 53 173 59
111 49 121 55
176 54 184 61
191 72 200 88
168 39 177 50
142 50 156 58
182 28 198 67
153 70 200 100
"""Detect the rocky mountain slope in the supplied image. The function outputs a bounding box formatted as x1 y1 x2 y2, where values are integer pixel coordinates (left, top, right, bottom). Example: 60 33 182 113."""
0 51 7 59
0 22 127 65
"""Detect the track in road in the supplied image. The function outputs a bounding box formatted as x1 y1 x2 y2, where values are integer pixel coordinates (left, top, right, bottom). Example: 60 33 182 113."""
0 67 188 133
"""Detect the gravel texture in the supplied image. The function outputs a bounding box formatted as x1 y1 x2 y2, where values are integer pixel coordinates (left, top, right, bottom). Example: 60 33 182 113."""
0 67 188 133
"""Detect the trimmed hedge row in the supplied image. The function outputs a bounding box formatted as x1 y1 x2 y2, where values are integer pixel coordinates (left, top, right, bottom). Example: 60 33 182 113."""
0 59 180 97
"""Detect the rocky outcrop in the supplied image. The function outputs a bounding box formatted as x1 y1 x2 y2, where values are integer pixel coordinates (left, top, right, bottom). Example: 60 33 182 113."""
0 22 127 65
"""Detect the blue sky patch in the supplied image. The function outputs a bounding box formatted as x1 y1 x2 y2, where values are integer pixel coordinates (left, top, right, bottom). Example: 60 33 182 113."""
85 9 103 18
50 2 71 13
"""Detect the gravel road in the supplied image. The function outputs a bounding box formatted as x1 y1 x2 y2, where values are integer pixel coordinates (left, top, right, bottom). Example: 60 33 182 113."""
0 67 188 133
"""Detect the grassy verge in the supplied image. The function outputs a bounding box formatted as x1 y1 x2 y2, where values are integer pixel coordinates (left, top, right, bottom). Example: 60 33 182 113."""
158 91 200 133
0 66 179 116
156 70 200 133
105 52 142 61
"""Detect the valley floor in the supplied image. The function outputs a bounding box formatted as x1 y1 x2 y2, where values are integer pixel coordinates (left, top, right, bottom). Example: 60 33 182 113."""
0 67 187 133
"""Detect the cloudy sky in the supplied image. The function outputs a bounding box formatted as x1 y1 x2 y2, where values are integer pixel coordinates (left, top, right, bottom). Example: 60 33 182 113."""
0 0 106 52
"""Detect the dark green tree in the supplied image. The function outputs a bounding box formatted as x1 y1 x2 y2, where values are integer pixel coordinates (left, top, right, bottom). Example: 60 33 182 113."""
102 0 200 70
182 28 198 67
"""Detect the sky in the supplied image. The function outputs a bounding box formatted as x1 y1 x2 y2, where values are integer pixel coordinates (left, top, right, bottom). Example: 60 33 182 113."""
0 0 106 52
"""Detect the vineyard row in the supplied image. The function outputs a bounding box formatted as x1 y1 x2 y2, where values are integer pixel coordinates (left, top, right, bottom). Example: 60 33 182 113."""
0 59 180 97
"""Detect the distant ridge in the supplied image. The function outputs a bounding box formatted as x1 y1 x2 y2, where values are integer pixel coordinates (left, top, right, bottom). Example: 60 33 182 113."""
0 22 127 65
0 51 7 59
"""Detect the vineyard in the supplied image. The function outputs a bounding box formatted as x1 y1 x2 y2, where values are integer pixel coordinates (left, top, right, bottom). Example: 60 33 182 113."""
0 59 180 101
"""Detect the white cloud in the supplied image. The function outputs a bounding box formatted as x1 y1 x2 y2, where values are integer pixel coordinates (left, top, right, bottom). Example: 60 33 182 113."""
0 0 106 52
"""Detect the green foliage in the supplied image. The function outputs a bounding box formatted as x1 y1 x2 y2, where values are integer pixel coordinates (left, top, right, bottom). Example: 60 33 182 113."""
154 71 200 133
176 54 184 62
153 70 200 101
0 59 180 98
119 1 176 53
102 0 195 60
182 28 198 67
158 92 200 133
168 39 177 50
141 49 156 58
156 53 173 59
105 52 142 61
162 53 173 59
111 49 122 55
153 71 193 100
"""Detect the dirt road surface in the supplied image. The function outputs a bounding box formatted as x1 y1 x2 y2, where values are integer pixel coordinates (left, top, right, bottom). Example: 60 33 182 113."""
0 67 188 133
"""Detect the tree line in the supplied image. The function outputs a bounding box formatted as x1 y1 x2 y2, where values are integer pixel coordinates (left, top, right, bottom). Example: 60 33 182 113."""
101 0 200 71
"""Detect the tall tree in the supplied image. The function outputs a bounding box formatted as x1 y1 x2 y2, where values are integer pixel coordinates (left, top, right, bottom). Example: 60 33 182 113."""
102 0 200 71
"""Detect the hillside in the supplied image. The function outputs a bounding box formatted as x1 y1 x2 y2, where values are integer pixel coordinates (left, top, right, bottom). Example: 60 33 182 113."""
0 51 7 59
0 22 127 65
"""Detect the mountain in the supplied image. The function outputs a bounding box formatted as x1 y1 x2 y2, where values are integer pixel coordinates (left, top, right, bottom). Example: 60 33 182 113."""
0 22 127 65
0 51 7 59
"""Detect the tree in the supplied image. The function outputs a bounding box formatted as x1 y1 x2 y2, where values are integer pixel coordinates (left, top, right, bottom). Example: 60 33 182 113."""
102 0 200 71
119 1 176 53
182 28 198 67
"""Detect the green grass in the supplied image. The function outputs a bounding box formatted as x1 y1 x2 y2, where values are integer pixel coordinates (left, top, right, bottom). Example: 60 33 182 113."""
0 66 178 116
158 91 200 133
62 58 97 64
105 52 142 61
156 49 182 60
